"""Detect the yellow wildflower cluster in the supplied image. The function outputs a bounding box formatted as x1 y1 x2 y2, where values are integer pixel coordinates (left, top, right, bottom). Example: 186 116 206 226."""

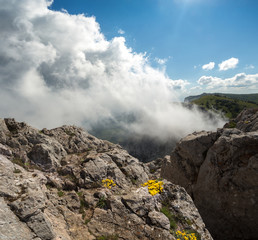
142 179 164 196
176 230 197 240
102 178 116 189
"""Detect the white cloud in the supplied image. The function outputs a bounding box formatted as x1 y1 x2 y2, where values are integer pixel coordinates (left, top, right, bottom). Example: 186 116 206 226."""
118 29 125 35
202 62 215 70
219 57 239 71
197 73 258 90
245 64 255 70
155 57 167 65
168 79 190 91
0 0 225 140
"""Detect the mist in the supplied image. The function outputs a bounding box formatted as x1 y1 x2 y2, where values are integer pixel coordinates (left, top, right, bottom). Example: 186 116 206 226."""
0 0 225 141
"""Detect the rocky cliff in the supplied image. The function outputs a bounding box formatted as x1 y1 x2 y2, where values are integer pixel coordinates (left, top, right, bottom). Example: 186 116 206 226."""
0 118 212 240
161 108 258 240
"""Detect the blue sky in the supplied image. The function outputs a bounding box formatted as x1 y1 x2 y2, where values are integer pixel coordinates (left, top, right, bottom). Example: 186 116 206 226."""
50 0 258 96
0 0 240 134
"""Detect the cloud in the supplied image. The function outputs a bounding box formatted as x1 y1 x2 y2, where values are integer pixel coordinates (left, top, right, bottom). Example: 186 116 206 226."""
219 57 239 71
245 64 255 70
168 79 190 91
197 73 258 90
0 0 225 140
155 57 168 65
118 29 125 35
202 62 215 70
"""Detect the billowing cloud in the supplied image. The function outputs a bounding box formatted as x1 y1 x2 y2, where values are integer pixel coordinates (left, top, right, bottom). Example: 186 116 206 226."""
219 57 239 71
0 0 225 140
202 62 215 70
197 73 258 90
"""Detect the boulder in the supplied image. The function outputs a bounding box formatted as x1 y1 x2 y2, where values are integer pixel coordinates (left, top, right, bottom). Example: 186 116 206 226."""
161 110 258 240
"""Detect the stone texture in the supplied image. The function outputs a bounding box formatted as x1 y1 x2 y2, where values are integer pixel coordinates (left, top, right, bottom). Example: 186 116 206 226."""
161 110 258 240
148 210 170 230
0 198 35 240
0 118 213 240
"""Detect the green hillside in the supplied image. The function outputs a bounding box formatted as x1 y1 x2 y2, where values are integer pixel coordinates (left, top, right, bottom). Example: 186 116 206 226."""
192 94 258 119
217 93 258 104
185 93 258 104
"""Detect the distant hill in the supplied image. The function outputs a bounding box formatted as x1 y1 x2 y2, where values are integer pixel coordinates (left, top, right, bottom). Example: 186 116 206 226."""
188 93 258 119
185 93 258 104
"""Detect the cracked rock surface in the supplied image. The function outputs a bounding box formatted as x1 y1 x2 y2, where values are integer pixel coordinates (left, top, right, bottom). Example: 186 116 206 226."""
161 109 258 240
0 118 212 240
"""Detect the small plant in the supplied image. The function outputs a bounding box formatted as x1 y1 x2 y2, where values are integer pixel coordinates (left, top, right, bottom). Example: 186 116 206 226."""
12 158 25 168
130 177 137 185
77 192 89 218
102 178 116 189
160 205 177 230
96 235 119 240
228 120 236 128
96 196 107 209
57 190 64 197
84 218 91 225
141 179 164 196
175 230 200 240
65 129 76 137
13 168 22 174
46 183 53 190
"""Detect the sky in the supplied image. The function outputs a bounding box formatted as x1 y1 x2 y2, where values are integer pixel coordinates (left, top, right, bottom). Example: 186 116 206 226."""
1 0 255 141
50 0 258 96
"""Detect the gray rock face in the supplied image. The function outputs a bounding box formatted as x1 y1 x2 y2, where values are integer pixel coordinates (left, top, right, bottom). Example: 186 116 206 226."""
161 110 258 240
0 118 212 240
148 210 171 230
161 130 219 194
235 108 258 132
0 198 35 240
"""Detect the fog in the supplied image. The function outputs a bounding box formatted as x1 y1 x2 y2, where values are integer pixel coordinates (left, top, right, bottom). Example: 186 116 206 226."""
0 0 225 141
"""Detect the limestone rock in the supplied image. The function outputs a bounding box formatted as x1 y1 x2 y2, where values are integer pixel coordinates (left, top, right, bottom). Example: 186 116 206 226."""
161 110 258 240
148 210 170 230
0 198 35 240
0 118 213 240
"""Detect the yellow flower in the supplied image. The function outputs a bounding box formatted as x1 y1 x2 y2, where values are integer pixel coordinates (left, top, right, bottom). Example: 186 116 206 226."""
102 178 116 189
141 179 164 196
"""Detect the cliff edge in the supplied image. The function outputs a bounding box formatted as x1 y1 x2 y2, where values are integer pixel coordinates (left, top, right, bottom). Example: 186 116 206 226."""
0 118 212 240
161 108 258 240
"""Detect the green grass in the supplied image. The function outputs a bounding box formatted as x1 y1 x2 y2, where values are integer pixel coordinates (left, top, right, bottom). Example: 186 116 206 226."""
13 168 22 174
96 235 118 240
192 94 258 119
96 196 107 209
57 190 64 197
160 206 177 230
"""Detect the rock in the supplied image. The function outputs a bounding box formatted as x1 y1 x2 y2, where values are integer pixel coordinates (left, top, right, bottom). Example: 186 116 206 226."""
148 210 170 230
0 118 213 240
235 108 258 132
161 130 219 194
0 198 35 240
26 211 55 240
0 143 12 156
161 110 258 240
194 130 258 240
28 142 67 171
